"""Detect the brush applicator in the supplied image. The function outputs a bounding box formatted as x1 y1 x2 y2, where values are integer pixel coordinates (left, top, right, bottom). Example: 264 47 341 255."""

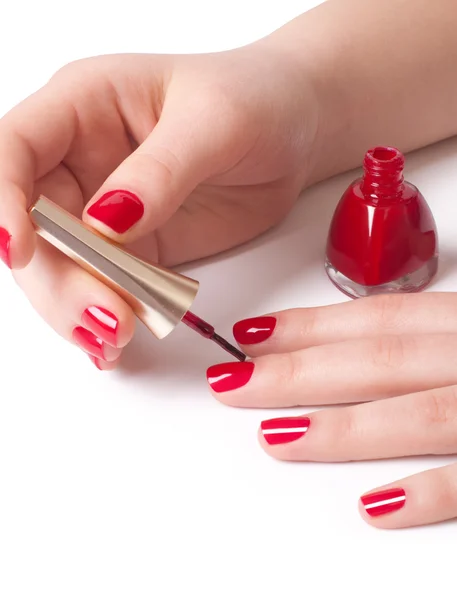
29 196 246 362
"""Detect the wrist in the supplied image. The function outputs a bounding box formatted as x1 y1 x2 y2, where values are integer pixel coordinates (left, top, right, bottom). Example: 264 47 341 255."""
262 0 457 187
258 9 353 188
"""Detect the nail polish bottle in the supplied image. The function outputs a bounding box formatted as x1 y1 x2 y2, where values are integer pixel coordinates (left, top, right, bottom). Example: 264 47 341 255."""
325 146 438 298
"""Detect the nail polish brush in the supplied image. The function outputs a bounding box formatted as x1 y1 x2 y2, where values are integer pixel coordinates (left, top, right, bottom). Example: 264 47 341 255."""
29 195 246 362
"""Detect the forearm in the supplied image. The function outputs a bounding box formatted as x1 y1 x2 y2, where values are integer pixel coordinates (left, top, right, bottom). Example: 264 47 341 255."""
267 0 457 184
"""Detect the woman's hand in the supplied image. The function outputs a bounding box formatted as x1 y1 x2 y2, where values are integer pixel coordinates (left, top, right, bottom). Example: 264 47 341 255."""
0 45 319 368
206 292 457 529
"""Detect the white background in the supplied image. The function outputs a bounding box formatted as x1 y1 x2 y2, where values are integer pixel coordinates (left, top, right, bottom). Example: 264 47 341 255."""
1 1 456 598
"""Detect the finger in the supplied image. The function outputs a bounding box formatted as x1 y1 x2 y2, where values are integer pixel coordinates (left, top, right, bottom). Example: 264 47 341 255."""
88 355 121 372
232 293 457 356
83 90 241 243
0 85 76 268
14 236 135 361
257 384 457 462
206 334 457 407
358 463 457 529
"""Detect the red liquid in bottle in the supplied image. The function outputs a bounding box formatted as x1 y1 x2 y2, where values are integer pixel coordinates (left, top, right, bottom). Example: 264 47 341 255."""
325 147 438 298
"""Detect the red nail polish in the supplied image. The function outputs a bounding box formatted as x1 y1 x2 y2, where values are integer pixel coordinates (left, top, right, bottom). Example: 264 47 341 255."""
87 190 144 233
0 227 12 268
233 316 276 345
88 354 103 370
82 306 119 347
73 326 106 360
361 487 406 517
325 147 438 298
206 361 254 393
261 416 310 445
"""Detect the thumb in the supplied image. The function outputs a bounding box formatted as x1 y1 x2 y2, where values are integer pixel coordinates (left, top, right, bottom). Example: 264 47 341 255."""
83 107 230 244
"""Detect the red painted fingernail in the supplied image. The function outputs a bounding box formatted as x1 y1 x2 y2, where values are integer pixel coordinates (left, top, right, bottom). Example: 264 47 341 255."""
360 487 406 517
0 227 12 268
233 316 276 345
73 326 106 360
87 190 144 233
261 417 310 445
88 354 103 370
206 361 254 393
82 306 119 347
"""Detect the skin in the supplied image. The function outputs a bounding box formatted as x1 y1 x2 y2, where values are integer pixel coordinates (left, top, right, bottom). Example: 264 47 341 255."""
1 0 457 528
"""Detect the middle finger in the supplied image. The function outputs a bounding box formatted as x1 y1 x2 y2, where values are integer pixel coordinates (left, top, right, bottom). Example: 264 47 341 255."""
207 334 457 407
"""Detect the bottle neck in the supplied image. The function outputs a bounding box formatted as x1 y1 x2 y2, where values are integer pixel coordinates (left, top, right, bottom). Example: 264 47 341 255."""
361 147 405 201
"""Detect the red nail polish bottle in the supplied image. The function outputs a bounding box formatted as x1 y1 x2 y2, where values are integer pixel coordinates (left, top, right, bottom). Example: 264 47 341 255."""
325 146 438 298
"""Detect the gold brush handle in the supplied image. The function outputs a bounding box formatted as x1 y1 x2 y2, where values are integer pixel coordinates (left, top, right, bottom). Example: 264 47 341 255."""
29 195 199 339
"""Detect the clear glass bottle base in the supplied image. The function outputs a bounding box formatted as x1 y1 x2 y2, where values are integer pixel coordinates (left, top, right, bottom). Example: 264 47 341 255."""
325 255 438 299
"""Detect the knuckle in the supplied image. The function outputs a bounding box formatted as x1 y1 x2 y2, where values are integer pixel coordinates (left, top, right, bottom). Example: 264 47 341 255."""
291 308 319 341
278 352 305 388
433 472 457 511
417 467 457 514
419 387 457 426
49 59 87 83
190 85 251 137
332 409 357 448
369 335 410 370
49 57 107 87
136 146 180 187
370 294 406 331
196 85 238 115
316 409 357 461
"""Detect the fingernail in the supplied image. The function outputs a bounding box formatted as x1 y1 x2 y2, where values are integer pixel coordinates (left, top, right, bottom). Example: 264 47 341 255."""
0 227 12 268
261 417 310 445
233 316 276 345
360 487 406 517
88 354 103 370
206 361 254 393
73 326 106 360
82 306 119 347
87 190 144 233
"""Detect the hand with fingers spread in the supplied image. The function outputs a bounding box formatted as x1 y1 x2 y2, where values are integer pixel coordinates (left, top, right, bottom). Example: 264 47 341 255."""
207 293 457 529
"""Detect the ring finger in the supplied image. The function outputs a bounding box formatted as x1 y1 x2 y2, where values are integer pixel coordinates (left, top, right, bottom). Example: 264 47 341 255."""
257 384 457 461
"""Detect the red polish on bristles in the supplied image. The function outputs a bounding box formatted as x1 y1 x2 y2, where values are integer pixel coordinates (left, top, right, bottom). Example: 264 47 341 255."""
182 311 246 361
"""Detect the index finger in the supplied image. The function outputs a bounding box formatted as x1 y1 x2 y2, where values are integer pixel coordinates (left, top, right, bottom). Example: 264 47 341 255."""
0 80 76 268
232 293 457 355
